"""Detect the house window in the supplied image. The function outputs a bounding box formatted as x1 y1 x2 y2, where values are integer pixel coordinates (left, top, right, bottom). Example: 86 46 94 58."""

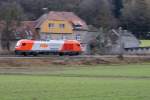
59 24 65 28
46 35 51 41
15 32 21 40
76 34 81 41
41 34 51 40
49 23 55 28
62 35 67 40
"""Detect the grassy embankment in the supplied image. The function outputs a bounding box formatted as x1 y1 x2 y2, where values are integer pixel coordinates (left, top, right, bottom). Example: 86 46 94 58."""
140 40 150 47
0 64 150 100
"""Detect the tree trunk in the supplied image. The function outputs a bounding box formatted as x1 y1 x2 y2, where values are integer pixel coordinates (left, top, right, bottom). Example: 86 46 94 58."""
6 41 10 51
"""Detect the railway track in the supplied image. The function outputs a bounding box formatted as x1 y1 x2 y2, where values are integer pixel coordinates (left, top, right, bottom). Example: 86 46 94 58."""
0 55 115 59
0 55 150 59
0 54 149 67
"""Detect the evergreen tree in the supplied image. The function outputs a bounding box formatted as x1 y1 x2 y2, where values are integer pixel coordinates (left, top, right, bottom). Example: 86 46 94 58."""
113 0 123 18
79 0 117 28
121 0 150 38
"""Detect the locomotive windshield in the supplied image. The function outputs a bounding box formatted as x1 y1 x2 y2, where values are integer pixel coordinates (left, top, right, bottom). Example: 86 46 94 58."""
22 43 26 46
16 41 21 47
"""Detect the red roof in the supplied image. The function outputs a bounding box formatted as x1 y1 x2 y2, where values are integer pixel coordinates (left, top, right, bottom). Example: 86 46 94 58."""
35 11 88 30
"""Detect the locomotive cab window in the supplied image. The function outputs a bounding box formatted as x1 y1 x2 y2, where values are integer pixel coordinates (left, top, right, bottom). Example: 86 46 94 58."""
22 43 26 46
77 44 80 47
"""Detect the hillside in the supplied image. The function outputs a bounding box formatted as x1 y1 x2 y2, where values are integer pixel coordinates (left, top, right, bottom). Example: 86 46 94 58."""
0 0 150 39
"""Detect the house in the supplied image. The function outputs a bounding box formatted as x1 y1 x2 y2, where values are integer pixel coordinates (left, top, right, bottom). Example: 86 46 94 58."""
0 11 89 52
15 21 39 40
13 11 89 52
110 29 140 54
0 20 42 51
29 11 89 52
34 11 88 41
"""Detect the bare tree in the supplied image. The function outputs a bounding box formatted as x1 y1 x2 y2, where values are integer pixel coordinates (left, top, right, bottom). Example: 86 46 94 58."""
0 2 24 50
89 28 114 54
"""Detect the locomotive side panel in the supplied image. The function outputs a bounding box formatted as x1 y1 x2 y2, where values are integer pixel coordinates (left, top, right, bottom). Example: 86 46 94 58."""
48 40 64 52
15 39 82 56
61 40 82 52
30 40 65 54
32 41 50 51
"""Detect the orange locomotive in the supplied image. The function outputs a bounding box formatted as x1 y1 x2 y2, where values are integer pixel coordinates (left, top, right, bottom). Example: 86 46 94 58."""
15 39 82 56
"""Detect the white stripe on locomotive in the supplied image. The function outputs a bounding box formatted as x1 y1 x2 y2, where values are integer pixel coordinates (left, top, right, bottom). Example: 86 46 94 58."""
31 40 65 51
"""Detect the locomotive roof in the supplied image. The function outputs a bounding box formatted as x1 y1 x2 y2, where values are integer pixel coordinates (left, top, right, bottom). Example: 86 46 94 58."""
17 39 80 44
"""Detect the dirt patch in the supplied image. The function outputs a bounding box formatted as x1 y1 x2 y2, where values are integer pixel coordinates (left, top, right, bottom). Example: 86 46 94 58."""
0 56 149 67
0 51 15 55
0 56 149 74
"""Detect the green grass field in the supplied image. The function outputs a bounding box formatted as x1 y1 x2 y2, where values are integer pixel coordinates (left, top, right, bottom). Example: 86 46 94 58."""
140 40 150 47
0 64 150 100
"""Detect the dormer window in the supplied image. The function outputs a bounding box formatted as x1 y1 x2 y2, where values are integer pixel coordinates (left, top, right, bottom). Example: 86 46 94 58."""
75 24 82 27
49 23 55 28
73 24 82 30
73 21 83 29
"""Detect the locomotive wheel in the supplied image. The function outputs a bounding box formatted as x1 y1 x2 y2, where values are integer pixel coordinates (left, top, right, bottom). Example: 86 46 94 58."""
69 53 74 56
75 52 80 55
15 51 21 55
59 53 64 56
22 52 28 56
69 52 79 56
33 53 38 56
